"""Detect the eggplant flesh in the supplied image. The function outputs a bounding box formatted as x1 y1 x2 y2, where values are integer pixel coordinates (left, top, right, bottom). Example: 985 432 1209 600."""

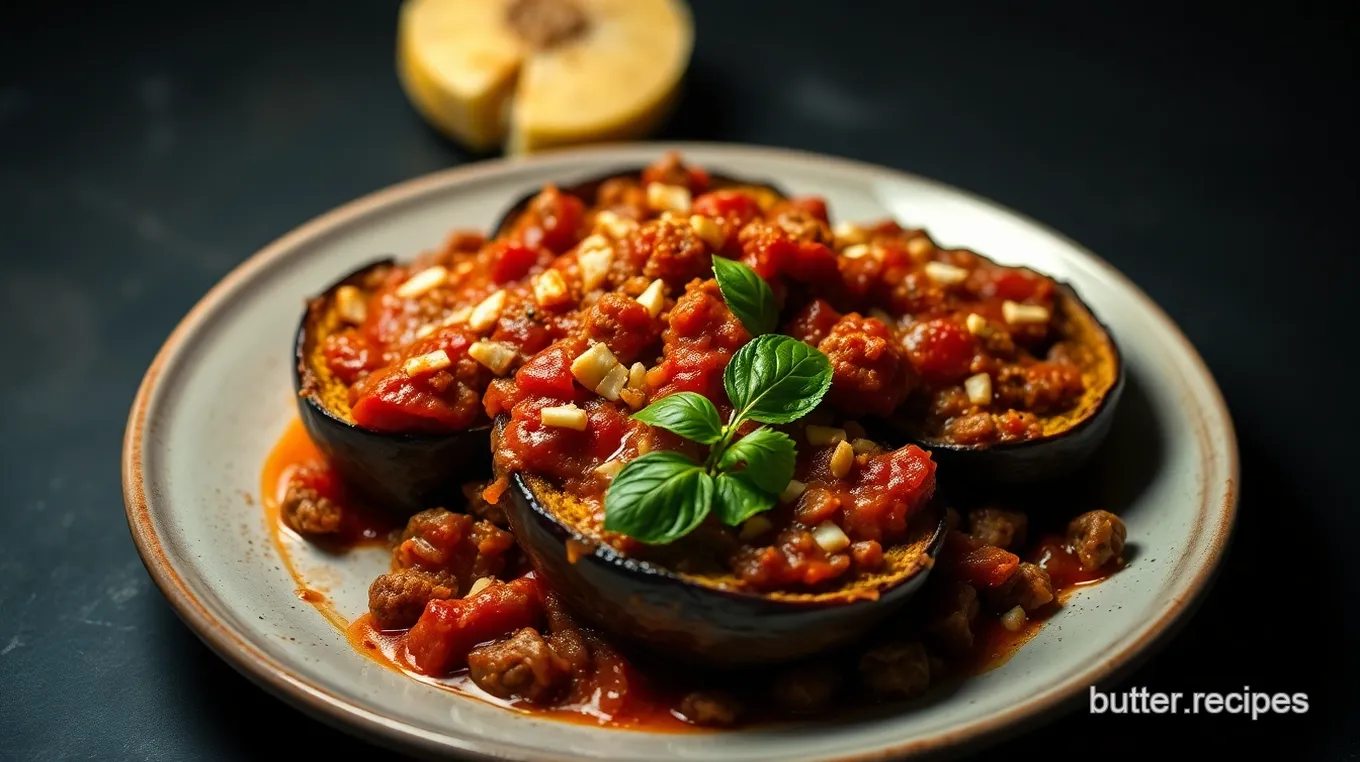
491 165 790 239
293 259 490 514
497 454 947 666
887 282 1125 488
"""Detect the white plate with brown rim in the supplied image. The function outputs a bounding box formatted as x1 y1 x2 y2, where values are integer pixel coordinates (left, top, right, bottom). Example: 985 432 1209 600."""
122 142 1238 761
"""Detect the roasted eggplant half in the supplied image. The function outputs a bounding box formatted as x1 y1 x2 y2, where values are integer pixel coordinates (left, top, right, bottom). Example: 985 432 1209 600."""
889 281 1124 487
293 260 491 513
490 165 789 239
495 432 947 666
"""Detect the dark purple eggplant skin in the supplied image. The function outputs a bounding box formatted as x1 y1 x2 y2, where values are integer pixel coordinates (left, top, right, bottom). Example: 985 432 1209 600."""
293 259 490 514
885 282 1125 488
497 455 947 666
490 165 789 239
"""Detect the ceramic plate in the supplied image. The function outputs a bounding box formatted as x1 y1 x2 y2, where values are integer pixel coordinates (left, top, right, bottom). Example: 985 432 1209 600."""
123 143 1238 761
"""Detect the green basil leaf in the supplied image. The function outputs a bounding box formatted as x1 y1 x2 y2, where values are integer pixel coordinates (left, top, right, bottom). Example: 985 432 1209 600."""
713 257 777 336
724 334 834 424
717 427 797 494
712 471 776 527
603 451 713 544
632 392 723 445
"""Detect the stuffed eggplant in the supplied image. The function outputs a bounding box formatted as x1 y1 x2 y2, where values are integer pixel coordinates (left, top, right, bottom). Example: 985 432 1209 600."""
882 278 1124 487
294 259 493 512
291 156 794 513
498 459 947 666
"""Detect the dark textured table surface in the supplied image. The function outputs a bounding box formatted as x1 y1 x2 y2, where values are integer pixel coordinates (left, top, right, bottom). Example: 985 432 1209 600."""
2 1 1355 759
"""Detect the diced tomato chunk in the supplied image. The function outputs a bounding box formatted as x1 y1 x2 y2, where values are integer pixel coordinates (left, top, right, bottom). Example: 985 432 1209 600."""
405 574 546 675
516 186 585 253
903 318 976 383
487 240 546 284
513 340 580 401
350 367 479 433
322 329 379 386
783 298 843 345
692 190 762 227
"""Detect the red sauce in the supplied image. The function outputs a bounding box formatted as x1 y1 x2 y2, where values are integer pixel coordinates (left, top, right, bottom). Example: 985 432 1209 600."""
1034 534 1121 589
260 418 398 551
260 417 1123 731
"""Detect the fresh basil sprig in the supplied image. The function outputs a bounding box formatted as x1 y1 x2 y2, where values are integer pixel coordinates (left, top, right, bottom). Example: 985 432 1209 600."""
712 257 777 336
604 332 832 545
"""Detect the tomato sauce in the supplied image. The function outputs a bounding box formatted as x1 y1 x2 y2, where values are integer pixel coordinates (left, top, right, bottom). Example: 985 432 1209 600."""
261 416 1122 731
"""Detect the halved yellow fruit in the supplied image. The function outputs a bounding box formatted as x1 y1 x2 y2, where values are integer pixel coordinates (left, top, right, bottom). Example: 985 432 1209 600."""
396 0 694 155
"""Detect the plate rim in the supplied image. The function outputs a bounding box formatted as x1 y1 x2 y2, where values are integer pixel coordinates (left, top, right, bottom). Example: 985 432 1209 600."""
122 141 1240 761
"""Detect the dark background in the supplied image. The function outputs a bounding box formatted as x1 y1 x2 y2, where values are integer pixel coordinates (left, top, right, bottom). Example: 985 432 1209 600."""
1 0 1355 759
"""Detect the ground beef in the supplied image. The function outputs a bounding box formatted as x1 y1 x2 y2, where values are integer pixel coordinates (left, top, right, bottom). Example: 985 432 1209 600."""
927 582 980 653
541 593 592 675
986 562 1055 613
368 568 457 629
771 662 842 713
393 508 516 584
994 362 1085 414
817 314 915 417
595 177 648 218
858 641 931 699
678 691 743 727
1067 510 1127 570
634 219 711 286
583 292 660 364
967 508 1028 550
467 628 571 704
280 481 342 535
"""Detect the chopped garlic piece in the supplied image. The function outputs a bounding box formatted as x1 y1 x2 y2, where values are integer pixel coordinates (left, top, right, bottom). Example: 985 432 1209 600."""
841 243 872 260
541 404 588 431
594 210 637 239
334 285 367 325
779 479 807 504
805 425 847 446
468 341 517 376
467 290 507 332
595 362 629 401
689 215 724 249
1002 300 1050 325
571 342 619 391
965 373 993 405
965 312 989 335
924 261 970 285
832 221 866 248
534 269 570 307
906 237 933 259
627 362 648 391
646 182 692 214
1001 605 1027 632
395 265 448 299
576 234 615 292
739 515 773 541
812 521 851 553
635 278 666 317
851 438 880 455
414 323 436 339
403 349 451 377
465 577 493 597
594 460 624 479
830 440 855 478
